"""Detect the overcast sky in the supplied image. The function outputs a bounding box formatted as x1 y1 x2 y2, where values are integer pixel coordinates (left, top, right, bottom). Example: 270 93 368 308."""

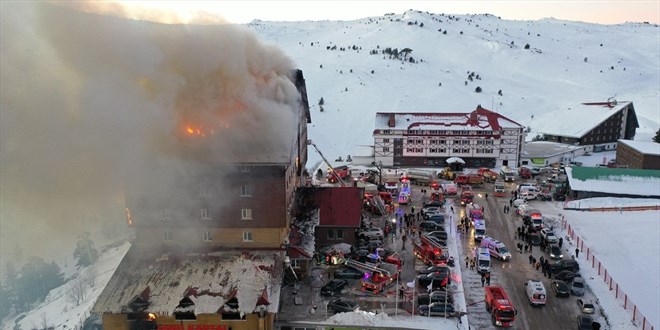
125 0 660 25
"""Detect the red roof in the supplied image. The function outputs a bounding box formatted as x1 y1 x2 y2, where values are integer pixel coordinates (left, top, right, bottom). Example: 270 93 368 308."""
316 187 363 227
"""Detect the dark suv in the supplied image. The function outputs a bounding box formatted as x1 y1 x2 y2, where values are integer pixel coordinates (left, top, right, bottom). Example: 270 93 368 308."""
321 279 348 296
550 259 580 273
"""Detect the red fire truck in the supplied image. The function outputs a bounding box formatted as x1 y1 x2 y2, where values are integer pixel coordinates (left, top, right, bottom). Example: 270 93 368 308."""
413 234 449 266
478 167 500 183
346 259 399 293
484 285 517 327
327 165 351 183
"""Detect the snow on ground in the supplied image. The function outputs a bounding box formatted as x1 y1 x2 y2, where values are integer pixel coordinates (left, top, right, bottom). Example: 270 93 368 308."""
2 241 130 330
532 200 659 330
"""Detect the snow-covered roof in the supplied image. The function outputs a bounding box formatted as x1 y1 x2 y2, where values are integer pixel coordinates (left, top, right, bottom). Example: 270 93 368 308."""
374 107 523 133
566 166 660 197
618 139 660 155
522 141 588 158
537 101 633 138
92 247 283 315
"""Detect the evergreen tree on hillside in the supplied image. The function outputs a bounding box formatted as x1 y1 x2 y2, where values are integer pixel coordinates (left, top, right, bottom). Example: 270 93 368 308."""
653 129 660 143
73 232 99 267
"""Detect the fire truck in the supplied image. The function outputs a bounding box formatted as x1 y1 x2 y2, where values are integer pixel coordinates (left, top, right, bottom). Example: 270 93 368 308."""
454 174 485 186
413 234 449 266
493 180 507 197
484 285 517 327
346 259 399 293
478 168 500 183
518 167 532 179
460 190 475 206
327 165 351 183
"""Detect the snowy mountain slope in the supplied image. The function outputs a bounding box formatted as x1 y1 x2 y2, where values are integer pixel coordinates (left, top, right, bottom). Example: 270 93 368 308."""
248 11 659 167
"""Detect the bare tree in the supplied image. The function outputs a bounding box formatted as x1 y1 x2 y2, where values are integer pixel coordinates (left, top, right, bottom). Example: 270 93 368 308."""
66 276 86 306
82 265 97 288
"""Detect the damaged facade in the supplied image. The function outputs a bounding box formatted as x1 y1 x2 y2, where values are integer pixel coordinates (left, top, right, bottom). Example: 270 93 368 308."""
93 70 310 330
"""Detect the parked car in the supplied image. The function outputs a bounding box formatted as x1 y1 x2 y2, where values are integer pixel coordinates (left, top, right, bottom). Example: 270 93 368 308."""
519 191 538 201
426 230 448 241
358 227 384 240
423 201 443 208
328 298 359 313
546 244 563 259
321 279 348 296
577 315 595 330
550 259 580 273
357 240 383 252
351 249 370 262
419 221 442 232
537 192 553 201
528 233 542 246
417 265 450 275
577 299 595 314
422 206 442 214
540 228 559 244
426 214 446 224
333 267 364 280
418 302 456 317
550 280 570 297
555 270 581 283
417 291 454 305
571 277 586 296
417 269 451 289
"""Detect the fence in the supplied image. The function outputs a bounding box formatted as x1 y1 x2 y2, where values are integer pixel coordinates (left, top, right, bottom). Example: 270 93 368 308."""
564 220 655 330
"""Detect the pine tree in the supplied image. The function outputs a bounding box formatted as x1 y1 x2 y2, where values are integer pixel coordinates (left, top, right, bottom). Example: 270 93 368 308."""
73 232 99 267
653 129 660 143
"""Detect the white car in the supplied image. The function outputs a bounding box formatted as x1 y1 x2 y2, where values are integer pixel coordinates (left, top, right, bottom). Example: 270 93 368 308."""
520 191 538 201
358 227 383 240
512 199 527 207
540 228 559 244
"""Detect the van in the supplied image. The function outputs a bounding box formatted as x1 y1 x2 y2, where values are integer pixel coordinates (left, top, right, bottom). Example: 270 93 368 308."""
476 247 491 274
480 237 512 261
518 185 540 195
525 280 547 306
473 220 486 241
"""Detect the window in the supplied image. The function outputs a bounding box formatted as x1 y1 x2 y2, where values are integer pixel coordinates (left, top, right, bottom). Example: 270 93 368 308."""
241 208 253 220
462 140 470 145
291 259 301 269
336 230 344 239
243 232 253 242
164 231 172 241
453 148 461 153
383 138 390 143
240 166 251 173
201 208 210 220
383 147 390 152
327 230 335 239
203 231 212 241
439 140 446 144
241 185 253 197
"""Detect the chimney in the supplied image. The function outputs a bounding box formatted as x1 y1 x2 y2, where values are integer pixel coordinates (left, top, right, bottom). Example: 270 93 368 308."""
388 114 396 128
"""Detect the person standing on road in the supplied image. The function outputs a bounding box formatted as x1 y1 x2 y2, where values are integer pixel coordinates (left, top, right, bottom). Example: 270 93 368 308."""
480 274 486 287
558 237 564 248
509 198 513 207
485 273 491 285
575 248 580 258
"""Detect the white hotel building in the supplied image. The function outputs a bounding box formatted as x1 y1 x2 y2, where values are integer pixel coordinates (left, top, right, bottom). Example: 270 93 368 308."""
373 106 526 168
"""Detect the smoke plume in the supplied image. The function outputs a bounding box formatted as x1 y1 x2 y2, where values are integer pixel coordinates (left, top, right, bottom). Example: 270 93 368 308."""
0 2 298 262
